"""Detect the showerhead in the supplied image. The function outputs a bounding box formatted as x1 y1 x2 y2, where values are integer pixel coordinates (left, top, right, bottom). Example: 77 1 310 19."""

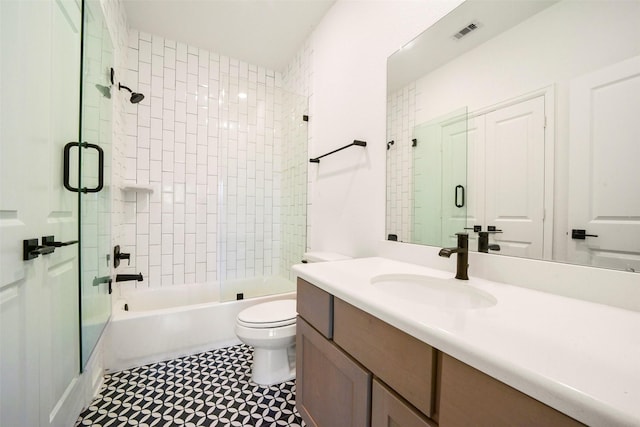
129 91 145 104
95 84 111 99
118 83 145 104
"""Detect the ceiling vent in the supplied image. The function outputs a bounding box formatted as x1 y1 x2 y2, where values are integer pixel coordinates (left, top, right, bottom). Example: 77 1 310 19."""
452 21 481 40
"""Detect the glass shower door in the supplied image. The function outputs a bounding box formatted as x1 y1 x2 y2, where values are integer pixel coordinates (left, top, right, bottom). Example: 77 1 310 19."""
217 82 308 302
411 107 468 247
79 0 113 368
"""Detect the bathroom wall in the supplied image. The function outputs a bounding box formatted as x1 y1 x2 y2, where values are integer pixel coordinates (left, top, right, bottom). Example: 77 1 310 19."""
305 0 464 256
118 32 310 289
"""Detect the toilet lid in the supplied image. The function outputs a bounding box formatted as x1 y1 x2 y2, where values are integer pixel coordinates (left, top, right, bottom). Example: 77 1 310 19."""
237 299 297 328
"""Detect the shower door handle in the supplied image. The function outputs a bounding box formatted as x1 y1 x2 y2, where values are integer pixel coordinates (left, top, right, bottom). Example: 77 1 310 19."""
455 185 465 208
64 141 104 193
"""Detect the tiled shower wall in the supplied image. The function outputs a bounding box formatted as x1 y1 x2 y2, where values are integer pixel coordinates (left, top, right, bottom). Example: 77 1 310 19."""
100 0 128 269
119 31 308 288
386 82 416 243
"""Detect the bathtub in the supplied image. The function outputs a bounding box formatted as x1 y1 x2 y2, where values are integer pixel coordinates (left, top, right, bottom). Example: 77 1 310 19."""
104 278 296 372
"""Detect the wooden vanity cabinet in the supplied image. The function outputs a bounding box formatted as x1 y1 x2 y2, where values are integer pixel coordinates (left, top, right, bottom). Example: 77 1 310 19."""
333 298 436 418
296 316 371 427
372 379 437 427
439 354 584 426
297 278 333 338
296 279 435 427
296 278 584 427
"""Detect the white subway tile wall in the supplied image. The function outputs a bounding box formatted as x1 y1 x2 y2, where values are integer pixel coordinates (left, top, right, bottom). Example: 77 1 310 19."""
100 0 131 293
386 82 416 243
120 31 309 289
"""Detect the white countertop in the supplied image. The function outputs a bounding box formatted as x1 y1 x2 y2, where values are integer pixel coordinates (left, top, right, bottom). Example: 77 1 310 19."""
293 257 640 426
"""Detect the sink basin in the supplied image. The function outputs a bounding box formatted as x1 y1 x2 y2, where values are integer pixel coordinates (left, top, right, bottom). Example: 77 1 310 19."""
370 274 497 309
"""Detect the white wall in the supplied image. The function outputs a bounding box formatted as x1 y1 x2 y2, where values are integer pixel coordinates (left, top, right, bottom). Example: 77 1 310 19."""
307 0 464 256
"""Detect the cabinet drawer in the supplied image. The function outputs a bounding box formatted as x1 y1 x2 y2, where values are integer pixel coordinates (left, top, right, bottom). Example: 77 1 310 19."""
296 316 372 427
297 278 333 338
333 298 436 417
372 379 437 427
439 354 584 426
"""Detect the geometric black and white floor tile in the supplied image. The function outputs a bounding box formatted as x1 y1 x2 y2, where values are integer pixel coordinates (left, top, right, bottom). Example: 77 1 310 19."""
75 344 306 426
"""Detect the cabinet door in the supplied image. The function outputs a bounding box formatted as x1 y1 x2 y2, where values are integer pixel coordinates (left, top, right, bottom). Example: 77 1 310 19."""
439 354 584 426
296 316 371 427
297 278 333 338
333 298 436 417
372 379 437 427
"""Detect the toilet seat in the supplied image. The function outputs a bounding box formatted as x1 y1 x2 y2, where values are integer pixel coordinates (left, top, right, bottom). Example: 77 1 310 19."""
237 299 297 329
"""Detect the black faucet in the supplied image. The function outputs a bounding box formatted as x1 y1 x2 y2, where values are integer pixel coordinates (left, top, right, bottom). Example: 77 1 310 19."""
115 273 143 282
439 233 469 280
478 231 501 253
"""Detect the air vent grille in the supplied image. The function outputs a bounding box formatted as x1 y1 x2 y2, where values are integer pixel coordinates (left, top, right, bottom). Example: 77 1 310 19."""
453 21 480 40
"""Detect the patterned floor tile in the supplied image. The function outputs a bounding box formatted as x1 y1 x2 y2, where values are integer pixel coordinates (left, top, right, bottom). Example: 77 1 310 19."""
76 344 305 427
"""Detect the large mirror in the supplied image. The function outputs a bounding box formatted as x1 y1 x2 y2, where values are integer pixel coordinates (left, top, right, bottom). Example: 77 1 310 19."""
386 0 640 273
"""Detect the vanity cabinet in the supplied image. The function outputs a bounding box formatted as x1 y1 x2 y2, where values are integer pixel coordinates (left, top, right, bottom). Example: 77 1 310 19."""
297 278 435 427
372 379 437 427
296 316 371 427
439 353 583 426
296 278 583 427
333 297 436 417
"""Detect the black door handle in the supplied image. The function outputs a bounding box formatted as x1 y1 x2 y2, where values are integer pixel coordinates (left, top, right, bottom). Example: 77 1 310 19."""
23 239 55 260
42 235 78 247
64 141 104 193
571 229 598 240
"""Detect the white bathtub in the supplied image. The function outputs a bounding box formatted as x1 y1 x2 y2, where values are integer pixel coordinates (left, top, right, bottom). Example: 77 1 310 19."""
104 278 296 372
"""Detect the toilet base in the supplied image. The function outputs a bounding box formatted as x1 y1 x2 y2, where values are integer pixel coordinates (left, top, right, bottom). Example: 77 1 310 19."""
251 343 296 386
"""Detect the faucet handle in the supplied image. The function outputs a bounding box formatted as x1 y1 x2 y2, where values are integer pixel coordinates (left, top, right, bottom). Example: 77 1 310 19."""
487 226 503 233
464 225 482 233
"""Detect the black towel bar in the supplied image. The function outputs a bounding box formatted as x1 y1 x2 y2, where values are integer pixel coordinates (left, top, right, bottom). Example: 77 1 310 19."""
309 140 367 163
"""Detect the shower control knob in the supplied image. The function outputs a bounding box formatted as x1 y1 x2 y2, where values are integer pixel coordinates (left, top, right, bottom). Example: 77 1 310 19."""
113 245 131 268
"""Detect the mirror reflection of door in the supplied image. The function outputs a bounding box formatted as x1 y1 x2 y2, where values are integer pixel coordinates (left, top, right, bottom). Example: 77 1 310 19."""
462 95 547 258
568 56 640 272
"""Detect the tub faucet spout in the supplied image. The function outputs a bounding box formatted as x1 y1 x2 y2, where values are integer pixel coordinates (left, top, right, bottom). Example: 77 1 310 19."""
115 273 143 282
439 233 469 280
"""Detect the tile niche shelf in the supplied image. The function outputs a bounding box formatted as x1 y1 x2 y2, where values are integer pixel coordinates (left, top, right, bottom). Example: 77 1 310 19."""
120 183 155 193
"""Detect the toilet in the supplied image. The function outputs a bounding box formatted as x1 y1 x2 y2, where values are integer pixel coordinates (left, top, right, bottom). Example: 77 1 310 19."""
235 251 351 385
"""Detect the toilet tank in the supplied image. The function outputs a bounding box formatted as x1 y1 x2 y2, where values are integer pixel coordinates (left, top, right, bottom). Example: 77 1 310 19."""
302 252 352 263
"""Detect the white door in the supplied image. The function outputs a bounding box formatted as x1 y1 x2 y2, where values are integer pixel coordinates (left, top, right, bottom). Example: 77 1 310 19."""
0 1 82 426
463 115 486 250
484 96 546 258
568 56 640 272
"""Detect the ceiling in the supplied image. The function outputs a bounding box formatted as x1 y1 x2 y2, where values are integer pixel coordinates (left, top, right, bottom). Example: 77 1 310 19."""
122 0 336 71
